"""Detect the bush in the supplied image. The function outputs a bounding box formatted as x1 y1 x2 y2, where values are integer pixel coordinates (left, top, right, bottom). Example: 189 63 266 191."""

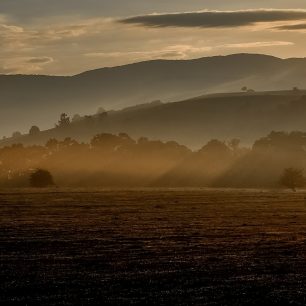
30 169 55 188
280 168 305 191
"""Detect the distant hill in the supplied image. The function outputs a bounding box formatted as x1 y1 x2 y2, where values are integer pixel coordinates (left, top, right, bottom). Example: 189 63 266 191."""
2 53 306 136
2 90 306 148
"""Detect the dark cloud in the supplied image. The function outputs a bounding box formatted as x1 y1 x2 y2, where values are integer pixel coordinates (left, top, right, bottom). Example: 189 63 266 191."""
2 1 306 23
27 57 53 64
0 0 212 22
275 23 306 30
121 9 306 28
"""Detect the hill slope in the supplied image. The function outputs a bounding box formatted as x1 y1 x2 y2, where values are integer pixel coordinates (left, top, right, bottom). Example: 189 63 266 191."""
2 90 306 148
2 53 306 136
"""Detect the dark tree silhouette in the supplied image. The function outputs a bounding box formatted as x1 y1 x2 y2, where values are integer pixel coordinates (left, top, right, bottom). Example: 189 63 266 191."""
253 131 306 152
91 133 131 149
280 168 305 191
56 113 70 128
30 169 55 188
29 125 40 135
293 86 300 92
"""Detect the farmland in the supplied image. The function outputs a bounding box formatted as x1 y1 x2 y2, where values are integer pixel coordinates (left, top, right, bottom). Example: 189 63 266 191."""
1 189 306 305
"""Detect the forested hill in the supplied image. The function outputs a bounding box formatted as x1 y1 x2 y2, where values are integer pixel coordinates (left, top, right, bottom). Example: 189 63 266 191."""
2 90 306 148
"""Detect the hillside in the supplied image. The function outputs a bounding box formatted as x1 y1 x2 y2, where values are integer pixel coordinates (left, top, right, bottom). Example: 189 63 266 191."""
2 90 306 148
2 53 306 137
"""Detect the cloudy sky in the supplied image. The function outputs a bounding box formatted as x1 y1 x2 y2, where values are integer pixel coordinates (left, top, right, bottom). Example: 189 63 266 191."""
1 0 306 75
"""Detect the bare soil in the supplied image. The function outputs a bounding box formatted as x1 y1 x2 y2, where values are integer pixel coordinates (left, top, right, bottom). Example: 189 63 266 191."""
1 189 306 305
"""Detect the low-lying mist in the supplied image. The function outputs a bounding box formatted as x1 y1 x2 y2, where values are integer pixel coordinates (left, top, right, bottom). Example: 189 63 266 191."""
1 131 306 189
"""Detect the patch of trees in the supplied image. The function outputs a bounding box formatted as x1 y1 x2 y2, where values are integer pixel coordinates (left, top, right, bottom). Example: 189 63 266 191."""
52 110 109 131
241 86 255 93
1 131 306 189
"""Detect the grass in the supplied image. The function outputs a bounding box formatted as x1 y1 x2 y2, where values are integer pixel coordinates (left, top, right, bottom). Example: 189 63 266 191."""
1 188 306 305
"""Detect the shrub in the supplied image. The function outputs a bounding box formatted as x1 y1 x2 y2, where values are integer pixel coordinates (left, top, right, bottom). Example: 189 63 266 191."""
30 169 55 188
280 168 305 191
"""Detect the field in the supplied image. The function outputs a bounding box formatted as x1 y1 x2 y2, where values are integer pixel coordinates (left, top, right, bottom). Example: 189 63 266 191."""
1 189 306 305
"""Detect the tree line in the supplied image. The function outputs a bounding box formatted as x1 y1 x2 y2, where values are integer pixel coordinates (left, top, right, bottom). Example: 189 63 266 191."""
1 131 306 190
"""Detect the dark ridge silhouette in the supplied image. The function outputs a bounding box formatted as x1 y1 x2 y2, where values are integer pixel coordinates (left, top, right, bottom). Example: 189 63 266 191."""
2 53 306 136
2 91 306 148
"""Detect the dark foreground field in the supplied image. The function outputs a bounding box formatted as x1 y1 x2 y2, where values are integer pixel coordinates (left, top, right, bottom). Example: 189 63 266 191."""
1 189 306 305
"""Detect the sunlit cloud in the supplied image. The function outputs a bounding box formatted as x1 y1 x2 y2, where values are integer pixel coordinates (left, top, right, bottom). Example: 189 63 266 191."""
85 45 213 61
222 41 294 48
0 24 24 33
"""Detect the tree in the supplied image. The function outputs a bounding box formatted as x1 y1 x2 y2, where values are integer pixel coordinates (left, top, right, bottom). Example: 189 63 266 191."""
62 137 78 147
293 86 300 92
84 115 94 124
30 169 55 188
253 131 306 152
228 138 240 151
29 125 40 135
241 86 248 92
12 131 22 138
200 139 230 157
56 113 70 128
72 114 81 123
96 107 106 114
97 111 108 122
280 168 305 191
46 138 59 151
138 137 149 145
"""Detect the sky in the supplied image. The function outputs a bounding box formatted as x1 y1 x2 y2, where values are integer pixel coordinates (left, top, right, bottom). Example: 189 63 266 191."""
1 0 306 75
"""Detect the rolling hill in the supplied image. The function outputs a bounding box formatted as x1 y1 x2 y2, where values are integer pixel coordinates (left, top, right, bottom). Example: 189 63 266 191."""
2 90 306 149
2 53 306 137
